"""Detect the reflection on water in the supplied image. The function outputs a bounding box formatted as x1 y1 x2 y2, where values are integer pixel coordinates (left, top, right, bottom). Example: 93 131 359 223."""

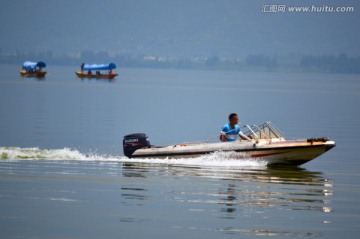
0 158 334 238
122 162 333 237
121 187 148 201
218 228 320 237
78 78 115 83
20 76 46 81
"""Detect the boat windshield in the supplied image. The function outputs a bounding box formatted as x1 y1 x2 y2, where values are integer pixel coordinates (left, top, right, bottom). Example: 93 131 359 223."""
243 122 285 141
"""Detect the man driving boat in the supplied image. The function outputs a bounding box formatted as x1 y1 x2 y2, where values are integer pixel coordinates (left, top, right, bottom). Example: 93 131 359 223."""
220 113 251 142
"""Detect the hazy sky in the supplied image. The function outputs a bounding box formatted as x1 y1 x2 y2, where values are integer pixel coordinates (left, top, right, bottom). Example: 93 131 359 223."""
0 0 359 57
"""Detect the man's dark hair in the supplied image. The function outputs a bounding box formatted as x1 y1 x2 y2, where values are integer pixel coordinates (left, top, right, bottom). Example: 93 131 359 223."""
228 113 237 121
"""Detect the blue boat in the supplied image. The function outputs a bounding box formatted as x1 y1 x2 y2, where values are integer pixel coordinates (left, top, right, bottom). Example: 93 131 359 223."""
20 61 47 77
76 63 118 79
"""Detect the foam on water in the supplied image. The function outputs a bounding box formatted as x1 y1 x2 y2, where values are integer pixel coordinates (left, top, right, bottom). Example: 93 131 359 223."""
0 147 117 161
0 147 268 168
124 151 268 168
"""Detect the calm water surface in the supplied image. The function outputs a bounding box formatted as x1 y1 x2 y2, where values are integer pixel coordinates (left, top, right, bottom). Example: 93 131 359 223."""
0 64 359 238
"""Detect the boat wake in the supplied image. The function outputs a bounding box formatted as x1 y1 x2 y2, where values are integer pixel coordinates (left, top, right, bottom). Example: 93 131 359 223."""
0 147 268 168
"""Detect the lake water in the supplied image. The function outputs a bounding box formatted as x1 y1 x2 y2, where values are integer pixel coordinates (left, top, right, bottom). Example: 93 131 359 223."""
0 64 360 238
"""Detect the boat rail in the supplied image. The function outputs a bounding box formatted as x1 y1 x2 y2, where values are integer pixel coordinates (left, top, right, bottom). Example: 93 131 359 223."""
243 122 285 142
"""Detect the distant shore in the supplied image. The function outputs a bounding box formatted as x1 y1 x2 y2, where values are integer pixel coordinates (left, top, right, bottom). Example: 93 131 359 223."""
1 51 359 74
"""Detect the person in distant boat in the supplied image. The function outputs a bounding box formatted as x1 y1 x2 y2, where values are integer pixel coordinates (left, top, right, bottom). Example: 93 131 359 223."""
88 70 92 75
81 62 84 72
220 113 251 142
96 70 100 75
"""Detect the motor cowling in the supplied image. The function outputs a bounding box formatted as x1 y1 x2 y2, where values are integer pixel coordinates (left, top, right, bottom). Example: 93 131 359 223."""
123 133 151 158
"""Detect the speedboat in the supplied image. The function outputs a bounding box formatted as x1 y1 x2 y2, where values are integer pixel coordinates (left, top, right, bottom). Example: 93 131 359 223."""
123 122 335 165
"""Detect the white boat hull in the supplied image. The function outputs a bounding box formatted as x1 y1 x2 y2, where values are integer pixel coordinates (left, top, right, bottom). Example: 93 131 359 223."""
130 140 335 166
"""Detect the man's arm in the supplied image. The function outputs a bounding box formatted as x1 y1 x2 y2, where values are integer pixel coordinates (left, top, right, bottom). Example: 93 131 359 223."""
220 125 228 142
219 133 227 142
239 131 252 141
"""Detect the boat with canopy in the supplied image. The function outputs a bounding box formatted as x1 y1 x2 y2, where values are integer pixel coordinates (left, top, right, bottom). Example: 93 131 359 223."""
75 63 118 79
19 61 47 78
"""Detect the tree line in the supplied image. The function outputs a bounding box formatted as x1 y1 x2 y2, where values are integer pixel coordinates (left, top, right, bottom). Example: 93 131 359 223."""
0 50 359 74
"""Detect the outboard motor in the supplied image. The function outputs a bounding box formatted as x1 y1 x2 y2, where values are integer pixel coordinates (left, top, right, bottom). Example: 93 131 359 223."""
123 133 151 158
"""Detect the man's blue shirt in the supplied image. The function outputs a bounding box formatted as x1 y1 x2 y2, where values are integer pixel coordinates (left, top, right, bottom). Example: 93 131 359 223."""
221 123 240 141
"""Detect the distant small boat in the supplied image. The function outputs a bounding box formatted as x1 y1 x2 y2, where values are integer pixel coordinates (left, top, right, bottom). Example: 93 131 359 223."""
75 63 118 79
19 61 47 78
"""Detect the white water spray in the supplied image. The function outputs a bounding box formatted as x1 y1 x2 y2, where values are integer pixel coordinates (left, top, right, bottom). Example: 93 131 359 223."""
0 147 268 168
